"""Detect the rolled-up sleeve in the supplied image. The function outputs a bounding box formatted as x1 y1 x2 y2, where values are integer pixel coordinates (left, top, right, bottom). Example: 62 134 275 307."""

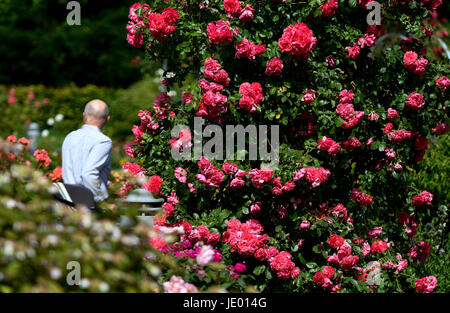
80 139 112 201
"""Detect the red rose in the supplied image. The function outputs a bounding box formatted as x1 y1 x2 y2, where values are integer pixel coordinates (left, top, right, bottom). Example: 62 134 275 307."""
328 234 345 249
322 266 335 279
339 255 359 270
403 51 418 70
406 92 425 110
371 240 388 254
412 190 433 206
341 138 361 151
387 108 399 120
321 0 339 17
345 44 360 59
182 92 193 105
336 103 355 119
235 38 266 60
351 189 373 206
301 89 316 104
313 271 325 285
436 76 450 91
432 123 450 135
223 0 241 16
278 23 317 60
207 233 220 245
33 149 52 167
337 242 352 259
162 8 179 25
415 276 437 293
239 5 254 23
143 175 163 194
265 57 283 76
254 248 267 261
239 82 264 112
207 19 234 45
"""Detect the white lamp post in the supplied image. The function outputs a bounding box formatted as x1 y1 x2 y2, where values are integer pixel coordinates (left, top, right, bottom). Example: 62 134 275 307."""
27 122 40 152
119 188 163 228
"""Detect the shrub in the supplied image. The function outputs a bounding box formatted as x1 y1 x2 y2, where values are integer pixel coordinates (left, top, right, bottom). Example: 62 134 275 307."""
0 139 256 293
124 0 449 292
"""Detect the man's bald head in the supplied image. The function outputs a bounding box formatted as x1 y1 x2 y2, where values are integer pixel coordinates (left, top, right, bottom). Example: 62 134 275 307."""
83 99 110 128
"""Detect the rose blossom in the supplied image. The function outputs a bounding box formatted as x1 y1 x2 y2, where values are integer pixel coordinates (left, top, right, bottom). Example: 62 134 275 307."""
6 135 17 143
163 276 197 293
435 76 450 91
196 245 215 266
387 108 399 120
406 92 425 110
223 0 241 17
235 38 266 60
412 190 433 206
415 276 437 293
265 57 283 76
278 23 317 60
328 234 345 249
143 175 163 194
174 167 188 183
321 0 339 17
345 44 360 59
239 5 254 23
351 189 373 206
207 19 234 44
371 240 388 254
239 82 264 112
301 89 316 104
300 220 310 230
368 227 382 238
339 255 359 270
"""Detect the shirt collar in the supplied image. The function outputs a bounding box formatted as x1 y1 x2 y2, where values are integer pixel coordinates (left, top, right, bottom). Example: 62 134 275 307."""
82 124 101 132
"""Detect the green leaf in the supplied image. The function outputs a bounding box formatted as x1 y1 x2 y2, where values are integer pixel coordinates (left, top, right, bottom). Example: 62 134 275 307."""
254 265 266 276
306 262 316 269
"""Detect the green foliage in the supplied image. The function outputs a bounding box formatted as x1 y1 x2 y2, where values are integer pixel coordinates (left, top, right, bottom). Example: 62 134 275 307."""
0 0 143 87
127 0 449 293
409 135 449 207
0 140 255 293
0 76 162 167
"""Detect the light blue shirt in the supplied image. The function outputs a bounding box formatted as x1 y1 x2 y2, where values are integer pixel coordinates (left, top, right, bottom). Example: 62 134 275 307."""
62 124 112 202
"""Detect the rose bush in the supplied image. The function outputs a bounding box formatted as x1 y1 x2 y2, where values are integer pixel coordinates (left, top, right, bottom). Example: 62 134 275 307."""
124 0 448 292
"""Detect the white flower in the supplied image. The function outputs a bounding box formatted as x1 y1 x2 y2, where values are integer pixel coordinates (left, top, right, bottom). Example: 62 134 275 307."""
50 267 62 280
4 241 14 256
47 118 54 126
163 276 197 293
55 114 64 122
79 278 90 289
41 129 49 137
99 282 110 293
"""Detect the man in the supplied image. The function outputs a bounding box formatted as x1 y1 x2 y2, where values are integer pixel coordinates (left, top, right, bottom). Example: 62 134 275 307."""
62 99 112 202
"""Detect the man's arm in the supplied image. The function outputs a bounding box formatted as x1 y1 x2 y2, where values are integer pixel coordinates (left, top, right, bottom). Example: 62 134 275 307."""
80 139 112 202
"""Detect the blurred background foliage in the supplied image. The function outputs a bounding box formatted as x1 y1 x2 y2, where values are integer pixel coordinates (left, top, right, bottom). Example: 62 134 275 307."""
0 73 165 168
0 143 255 293
0 0 144 87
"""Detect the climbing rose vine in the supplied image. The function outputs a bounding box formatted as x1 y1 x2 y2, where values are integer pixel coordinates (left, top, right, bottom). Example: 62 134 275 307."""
124 0 448 293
